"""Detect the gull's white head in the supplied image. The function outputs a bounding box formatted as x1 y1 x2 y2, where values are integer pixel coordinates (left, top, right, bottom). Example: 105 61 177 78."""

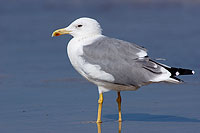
52 17 102 38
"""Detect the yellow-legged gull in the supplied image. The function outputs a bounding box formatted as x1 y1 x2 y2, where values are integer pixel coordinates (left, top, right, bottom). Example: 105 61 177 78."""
52 17 194 123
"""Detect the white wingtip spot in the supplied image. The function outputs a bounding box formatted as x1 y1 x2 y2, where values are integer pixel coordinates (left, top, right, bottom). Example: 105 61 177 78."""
192 70 195 74
175 71 179 76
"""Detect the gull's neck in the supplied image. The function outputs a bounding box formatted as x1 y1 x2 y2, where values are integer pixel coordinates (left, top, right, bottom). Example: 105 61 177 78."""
73 34 104 42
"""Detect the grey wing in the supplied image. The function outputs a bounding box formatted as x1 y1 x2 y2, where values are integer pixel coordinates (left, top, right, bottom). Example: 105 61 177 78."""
82 36 164 87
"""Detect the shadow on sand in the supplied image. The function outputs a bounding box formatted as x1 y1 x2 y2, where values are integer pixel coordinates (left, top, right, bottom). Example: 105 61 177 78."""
104 113 200 122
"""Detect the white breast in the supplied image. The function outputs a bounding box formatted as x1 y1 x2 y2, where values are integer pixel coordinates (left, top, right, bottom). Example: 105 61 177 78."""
67 37 89 77
67 35 115 83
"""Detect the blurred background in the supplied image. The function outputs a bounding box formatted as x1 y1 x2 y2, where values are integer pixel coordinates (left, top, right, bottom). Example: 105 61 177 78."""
0 0 200 133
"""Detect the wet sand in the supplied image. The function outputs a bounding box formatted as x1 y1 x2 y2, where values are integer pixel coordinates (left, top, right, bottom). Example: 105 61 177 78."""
0 0 200 132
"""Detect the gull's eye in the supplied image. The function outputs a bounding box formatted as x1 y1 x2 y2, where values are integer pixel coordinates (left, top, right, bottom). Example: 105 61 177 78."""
77 25 83 27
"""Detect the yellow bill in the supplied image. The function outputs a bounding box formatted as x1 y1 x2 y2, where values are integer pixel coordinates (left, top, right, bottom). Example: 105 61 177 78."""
52 28 71 37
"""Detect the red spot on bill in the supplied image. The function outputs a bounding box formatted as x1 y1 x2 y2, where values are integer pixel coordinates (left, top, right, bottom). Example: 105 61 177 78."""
55 33 60 36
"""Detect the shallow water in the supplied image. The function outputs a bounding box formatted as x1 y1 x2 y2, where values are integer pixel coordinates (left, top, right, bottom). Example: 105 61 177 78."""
0 0 200 132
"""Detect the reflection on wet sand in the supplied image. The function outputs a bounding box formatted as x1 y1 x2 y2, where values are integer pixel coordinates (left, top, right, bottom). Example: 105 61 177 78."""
118 122 122 133
97 122 122 133
97 123 101 133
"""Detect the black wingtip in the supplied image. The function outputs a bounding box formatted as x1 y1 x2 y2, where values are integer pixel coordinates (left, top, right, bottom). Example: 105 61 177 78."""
170 76 184 83
168 67 194 76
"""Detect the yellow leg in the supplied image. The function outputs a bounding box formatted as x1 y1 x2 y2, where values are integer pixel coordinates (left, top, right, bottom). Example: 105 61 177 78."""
97 93 103 123
116 92 122 122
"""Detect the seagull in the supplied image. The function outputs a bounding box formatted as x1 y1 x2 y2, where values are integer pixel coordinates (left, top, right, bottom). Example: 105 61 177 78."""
52 17 194 123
